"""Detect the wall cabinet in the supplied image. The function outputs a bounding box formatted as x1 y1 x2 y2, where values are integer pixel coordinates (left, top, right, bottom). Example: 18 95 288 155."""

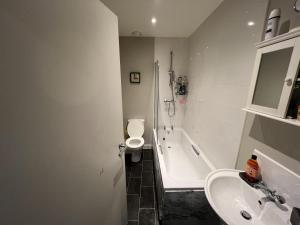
246 29 300 125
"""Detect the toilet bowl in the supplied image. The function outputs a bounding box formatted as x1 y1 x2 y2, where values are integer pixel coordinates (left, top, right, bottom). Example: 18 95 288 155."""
126 119 144 162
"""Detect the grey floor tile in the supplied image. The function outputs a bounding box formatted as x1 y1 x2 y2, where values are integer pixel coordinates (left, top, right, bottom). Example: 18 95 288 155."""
139 209 155 225
127 149 159 225
128 221 138 225
127 177 141 195
143 160 153 171
154 192 158 210
125 155 131 167
140 186 154 208
126 167 131 186
127 195 139 221
143 149 153 160
126 166 131 177
131 163 142 177
155 211 159 225
126 177 129 188
142 171 154 186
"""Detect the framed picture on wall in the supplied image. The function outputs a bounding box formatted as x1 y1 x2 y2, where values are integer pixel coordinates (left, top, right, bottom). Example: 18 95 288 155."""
130 72 141 84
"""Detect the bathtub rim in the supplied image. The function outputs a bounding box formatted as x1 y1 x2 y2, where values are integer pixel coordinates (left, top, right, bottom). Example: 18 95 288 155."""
153 127 216 190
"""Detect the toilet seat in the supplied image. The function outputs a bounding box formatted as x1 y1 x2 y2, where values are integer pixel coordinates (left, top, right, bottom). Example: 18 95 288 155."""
127 120 144 137
126 137 144 149
125 119 144 162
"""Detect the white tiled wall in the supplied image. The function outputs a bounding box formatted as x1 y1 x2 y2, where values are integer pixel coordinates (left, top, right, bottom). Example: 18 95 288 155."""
236 0 300 175
154 38 189 129
183 0 269 169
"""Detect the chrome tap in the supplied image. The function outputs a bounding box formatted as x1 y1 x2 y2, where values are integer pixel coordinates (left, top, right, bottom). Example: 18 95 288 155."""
254 182 287 211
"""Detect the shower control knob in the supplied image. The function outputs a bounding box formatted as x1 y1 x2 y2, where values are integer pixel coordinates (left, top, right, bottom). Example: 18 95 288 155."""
285 78 293 86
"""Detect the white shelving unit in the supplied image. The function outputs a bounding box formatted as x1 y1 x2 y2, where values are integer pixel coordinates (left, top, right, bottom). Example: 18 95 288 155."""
244 27 300 127
256 27 300 48
243 108 300 127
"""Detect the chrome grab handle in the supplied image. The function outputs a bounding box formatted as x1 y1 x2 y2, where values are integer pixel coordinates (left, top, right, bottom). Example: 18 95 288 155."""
191 145 200 156
159 145 163 155
118 143 127 157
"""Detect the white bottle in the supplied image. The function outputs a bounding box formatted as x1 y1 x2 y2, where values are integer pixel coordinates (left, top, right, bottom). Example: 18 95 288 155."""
264 9 281 40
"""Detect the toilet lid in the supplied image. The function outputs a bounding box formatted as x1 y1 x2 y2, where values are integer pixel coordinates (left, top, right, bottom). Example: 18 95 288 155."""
127 120 144 137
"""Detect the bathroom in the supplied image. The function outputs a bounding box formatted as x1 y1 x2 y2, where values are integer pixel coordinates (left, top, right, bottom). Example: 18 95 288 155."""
0 0 300 225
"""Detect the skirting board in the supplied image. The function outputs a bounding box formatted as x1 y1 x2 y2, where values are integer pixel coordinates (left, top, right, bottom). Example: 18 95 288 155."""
143 144 153 150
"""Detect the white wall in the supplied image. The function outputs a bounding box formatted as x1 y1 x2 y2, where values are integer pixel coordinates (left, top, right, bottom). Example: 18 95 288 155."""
154 38 189 128
237 114 300 175
236 0 300 175
183 0 269 169
119 37 154 145
0 1 126 224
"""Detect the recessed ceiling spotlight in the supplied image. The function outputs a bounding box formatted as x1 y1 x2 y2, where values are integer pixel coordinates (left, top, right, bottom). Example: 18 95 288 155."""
247 21 255 26
151 17 157 24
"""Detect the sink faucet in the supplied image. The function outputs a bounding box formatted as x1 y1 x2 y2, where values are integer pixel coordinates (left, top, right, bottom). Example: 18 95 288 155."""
254 182 287 211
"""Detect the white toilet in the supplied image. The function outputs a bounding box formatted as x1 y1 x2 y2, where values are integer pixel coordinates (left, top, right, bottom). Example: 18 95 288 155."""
125 119 145 162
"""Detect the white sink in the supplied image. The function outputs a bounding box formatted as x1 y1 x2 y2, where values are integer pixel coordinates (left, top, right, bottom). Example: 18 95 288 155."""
204 169 292 225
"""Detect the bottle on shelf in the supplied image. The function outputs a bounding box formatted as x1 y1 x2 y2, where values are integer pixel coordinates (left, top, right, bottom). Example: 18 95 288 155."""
245 154 260 182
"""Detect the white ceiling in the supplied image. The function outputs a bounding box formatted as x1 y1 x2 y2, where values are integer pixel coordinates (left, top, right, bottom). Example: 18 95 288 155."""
101 0 223 37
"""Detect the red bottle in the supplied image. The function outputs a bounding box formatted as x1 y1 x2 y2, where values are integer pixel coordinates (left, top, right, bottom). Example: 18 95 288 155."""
245 154 260 182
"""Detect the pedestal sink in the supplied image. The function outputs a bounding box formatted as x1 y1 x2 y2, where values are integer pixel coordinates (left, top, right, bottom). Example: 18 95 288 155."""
204 169 292 225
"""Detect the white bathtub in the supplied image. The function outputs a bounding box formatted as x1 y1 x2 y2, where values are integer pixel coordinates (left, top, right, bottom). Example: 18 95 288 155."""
153 128 215 190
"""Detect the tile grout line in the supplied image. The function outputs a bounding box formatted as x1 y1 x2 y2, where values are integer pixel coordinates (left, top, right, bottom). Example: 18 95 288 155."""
138 154 143 225
127 150 157 225
143 152 156 225
151 158 157 225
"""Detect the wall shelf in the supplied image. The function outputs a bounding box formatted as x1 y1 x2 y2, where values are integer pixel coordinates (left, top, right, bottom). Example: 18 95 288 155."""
256 27 300 49
243 108 300 127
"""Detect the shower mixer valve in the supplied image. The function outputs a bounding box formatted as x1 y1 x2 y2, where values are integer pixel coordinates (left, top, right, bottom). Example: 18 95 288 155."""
164 99 175 103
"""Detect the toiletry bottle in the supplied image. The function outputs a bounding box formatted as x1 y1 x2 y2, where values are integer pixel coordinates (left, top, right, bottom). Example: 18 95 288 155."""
287 78 300 119
245 155 260 182
264 9 281 40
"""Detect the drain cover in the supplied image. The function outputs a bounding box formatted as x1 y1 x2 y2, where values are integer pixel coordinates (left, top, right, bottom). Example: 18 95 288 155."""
240 210 252 220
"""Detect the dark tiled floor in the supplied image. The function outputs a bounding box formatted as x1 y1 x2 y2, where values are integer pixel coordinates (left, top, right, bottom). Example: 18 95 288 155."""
126 149 159 225
139 209 156 225
128 221 139 225
127 178 141 195
127 195 139 220
140 186 154 208
142 160 153 171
